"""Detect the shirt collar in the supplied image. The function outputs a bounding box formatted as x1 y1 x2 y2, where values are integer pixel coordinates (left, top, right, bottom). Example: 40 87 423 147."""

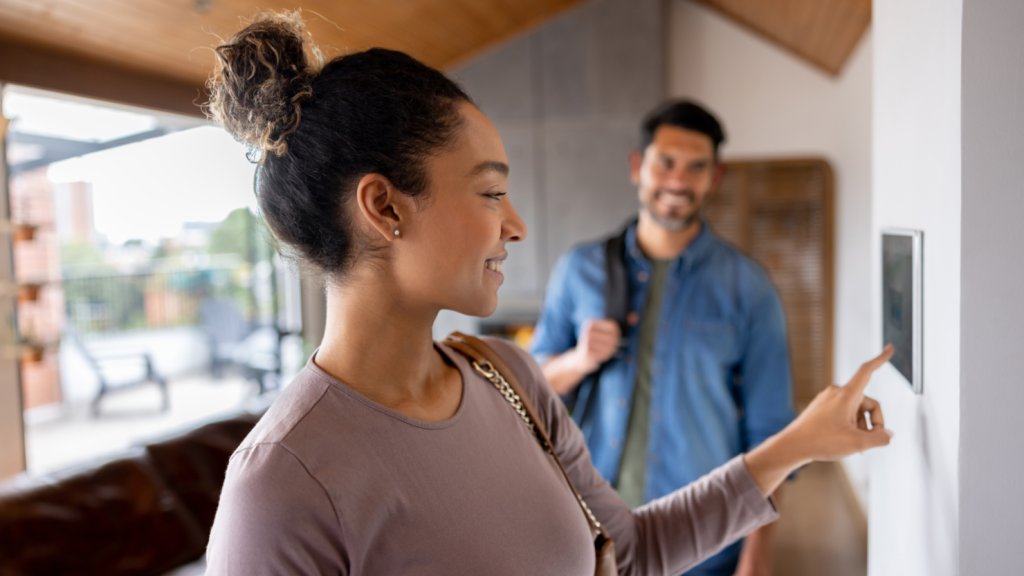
624 217 716 274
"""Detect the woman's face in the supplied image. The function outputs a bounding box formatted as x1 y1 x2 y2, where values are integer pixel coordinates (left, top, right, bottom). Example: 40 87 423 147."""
393 102 526 317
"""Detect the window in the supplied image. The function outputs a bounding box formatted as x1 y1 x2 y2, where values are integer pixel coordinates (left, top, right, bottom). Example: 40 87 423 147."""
3 86 301 474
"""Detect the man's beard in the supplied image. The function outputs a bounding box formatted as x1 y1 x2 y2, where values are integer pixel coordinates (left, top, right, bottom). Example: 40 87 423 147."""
642 188 701 232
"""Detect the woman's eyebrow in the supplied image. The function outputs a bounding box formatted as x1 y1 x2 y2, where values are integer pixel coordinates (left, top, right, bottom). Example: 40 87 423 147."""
468 160 510 177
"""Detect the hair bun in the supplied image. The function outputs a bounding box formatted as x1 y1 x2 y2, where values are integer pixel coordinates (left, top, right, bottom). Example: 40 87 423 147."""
206 11 322 160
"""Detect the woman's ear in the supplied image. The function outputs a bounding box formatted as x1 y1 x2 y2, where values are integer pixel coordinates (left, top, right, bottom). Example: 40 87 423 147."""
354 173 404 242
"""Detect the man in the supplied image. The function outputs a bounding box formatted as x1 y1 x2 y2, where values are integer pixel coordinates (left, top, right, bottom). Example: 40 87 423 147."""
531 100 794 576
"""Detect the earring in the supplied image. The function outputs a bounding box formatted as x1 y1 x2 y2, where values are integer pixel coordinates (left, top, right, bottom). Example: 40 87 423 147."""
393 228 401 238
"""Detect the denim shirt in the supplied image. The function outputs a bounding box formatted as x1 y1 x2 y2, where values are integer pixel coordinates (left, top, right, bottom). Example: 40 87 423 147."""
531 220 795 502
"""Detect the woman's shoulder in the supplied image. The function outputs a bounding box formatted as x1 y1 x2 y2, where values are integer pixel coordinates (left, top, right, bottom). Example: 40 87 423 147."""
478 337 542 382
475 336 563 416
237 365 335 451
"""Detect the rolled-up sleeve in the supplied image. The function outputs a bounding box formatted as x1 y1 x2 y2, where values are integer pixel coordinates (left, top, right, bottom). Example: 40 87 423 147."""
530 251 579 365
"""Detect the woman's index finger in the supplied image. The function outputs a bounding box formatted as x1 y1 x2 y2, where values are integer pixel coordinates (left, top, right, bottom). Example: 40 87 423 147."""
847 344 895 394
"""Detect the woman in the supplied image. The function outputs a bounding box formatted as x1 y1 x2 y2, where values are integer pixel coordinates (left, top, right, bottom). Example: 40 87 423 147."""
204 12 892 575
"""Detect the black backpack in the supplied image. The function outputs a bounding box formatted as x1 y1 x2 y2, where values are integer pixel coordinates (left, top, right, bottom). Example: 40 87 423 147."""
565 222 631 424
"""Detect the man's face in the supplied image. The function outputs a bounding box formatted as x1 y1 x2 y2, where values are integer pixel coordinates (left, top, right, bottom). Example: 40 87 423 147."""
631 125 718 231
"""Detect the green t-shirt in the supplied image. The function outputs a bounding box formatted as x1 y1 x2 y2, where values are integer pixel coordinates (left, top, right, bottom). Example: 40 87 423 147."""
616 259 671 508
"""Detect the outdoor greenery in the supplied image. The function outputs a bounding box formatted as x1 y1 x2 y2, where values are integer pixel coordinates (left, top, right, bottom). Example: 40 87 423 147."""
60 208 275 334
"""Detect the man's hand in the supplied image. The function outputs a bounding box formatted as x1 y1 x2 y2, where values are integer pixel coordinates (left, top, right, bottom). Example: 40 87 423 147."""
541 318 621 395
570 319 621 373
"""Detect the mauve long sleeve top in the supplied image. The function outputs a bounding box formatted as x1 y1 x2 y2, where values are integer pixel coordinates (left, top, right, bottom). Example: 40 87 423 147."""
205 338 777 575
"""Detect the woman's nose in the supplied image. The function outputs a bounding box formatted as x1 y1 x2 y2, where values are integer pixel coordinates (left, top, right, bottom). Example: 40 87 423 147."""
502 201 527 242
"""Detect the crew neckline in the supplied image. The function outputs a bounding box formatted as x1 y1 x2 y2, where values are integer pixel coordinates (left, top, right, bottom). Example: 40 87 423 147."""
305 342 470 430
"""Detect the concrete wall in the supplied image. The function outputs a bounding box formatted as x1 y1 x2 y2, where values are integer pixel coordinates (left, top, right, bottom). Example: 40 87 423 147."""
960 0 1024 572
666 0 876 498
869 1 962 574
444 0 664 337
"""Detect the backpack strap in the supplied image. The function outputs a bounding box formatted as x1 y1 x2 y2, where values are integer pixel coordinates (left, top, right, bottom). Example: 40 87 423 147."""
569 221 632 423
602 223 631 335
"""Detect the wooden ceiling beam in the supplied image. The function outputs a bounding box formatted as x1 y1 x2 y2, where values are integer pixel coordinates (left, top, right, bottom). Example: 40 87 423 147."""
0 1 585 115
0 36 206 118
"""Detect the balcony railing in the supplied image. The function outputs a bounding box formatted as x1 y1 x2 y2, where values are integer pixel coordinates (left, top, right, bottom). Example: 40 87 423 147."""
61 267 254 334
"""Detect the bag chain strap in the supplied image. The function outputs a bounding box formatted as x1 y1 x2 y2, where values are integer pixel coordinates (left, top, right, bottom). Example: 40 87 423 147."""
471 359 604 532
472 360 534 432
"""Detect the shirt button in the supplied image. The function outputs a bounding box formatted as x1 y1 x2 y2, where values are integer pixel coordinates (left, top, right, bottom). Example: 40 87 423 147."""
637 271 648 282
627 312 639 326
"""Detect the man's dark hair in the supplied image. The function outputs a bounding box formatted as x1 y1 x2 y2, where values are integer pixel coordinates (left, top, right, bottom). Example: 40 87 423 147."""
639 99 726 160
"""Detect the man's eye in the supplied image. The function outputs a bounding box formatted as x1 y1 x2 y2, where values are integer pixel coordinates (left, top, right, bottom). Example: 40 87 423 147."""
484 191 507 200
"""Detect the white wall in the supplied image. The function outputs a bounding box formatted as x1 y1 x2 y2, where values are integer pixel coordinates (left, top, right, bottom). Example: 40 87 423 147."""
667 0 875 498
960 0 1024 572
870 1 962 575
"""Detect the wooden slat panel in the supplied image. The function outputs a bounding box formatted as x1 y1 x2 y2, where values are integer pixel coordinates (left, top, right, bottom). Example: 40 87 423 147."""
705 158 834 407
692 0 870 76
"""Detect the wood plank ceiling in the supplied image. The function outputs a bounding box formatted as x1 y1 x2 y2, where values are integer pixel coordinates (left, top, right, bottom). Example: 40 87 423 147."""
0 0 871 116
693 0 871 76
0 0 582 115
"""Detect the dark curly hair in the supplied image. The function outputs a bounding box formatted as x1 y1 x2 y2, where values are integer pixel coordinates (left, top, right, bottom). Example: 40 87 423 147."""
639 99 726 160
205 11 472 278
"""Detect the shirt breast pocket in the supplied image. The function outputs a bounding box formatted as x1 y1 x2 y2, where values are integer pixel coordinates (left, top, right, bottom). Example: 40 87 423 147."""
682 319 739 365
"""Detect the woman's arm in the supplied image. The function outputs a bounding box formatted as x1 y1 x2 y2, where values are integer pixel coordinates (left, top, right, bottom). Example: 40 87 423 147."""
489 339 778 574
491 339 893 575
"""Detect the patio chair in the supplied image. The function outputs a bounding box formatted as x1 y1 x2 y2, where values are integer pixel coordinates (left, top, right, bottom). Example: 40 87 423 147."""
198 296 282 395
65 327 170 416
198 296 250 380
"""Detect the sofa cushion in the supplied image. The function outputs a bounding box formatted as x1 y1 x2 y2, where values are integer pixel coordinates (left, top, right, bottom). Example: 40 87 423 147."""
0 450 206 575
144 413 260 533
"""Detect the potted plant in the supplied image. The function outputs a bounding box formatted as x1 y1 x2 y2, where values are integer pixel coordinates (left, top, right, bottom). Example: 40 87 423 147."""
12 223 38 243
20 340 45 364
17 282 42 304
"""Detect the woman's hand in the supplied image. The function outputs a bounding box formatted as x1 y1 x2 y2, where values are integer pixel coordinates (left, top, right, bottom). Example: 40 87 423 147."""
744 345 895 495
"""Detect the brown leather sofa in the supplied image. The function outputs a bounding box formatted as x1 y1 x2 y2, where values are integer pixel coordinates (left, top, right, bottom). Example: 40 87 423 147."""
0 410 263 575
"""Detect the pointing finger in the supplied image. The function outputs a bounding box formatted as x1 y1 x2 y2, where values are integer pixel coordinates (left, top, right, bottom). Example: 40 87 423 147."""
846 344 894 395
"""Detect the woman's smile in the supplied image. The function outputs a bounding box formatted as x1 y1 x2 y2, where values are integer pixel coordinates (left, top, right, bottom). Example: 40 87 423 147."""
485 255 506 284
